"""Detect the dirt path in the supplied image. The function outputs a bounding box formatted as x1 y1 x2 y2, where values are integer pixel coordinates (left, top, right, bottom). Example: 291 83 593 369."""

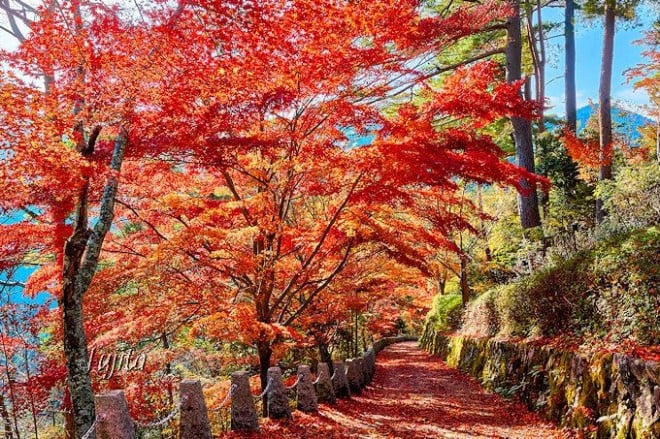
233 341 566 438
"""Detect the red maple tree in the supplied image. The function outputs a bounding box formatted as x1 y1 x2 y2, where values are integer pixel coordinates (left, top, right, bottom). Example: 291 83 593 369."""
0 1 545 435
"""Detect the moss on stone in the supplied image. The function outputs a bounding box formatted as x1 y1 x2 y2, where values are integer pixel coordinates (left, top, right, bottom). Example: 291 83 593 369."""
423 332 659 438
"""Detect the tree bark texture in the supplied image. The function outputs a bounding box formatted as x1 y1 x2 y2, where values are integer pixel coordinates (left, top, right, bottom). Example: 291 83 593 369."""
506 0 541 229
565 0 577 131
596 3 616 223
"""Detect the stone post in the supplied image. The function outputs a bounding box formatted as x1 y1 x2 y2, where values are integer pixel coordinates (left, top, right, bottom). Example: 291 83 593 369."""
230 371 259 432
266 367 291 419
296 365 318 412
314 362 336 404
95 390 136 439
346 359 362 394
356 357 366 388
179 380 212 439
365 347 376 382
365 356 371 384
332 361 351 398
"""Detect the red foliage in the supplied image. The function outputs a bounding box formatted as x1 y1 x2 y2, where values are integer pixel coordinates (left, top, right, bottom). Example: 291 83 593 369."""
561 128 603 168
0 0 550 418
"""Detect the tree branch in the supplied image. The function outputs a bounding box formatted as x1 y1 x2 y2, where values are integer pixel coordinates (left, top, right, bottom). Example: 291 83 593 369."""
114 199 169 242
271 174 362 319
283 239 354 326
363 47 506 106
222 170 255 226
76 128 128 297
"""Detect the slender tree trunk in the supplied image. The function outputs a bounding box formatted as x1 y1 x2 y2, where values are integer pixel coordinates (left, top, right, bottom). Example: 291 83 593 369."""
360 326 368 352
596 3 616 223
524 74 533 101
61 182 95 439
63 131 128 439
318 342 333 376
0 394 13 439
656 118 659 163
526 2 546 132
563 0 580 193
437 277 446 296
256 340 272 417
62 4 96 437
0 335 19 439
507 0 541 229
536 0 546 132
459 255 470 307
525 7 551 217
23 347 39 439
161 333 174 404
476 185 492 262
565 0 577 131
353 311 359 357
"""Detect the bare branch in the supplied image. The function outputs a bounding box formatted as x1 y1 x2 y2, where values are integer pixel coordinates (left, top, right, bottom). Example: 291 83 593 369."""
0 280 25 288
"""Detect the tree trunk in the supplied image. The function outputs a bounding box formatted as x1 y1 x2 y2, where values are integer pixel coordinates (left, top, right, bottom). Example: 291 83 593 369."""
0 335 20 439
656 118 659 163
0 395 13 439
318 343 334 376
596 3 616 223
256 340 272 417
535 0 546 132
161 333 174 404
565 0 577 131
437 277 446 295
506 0 541 229
353 312 359 357
62 131 128 439
526 2 546 133
460 256 470 307
24 347 40 439
62 237 96 439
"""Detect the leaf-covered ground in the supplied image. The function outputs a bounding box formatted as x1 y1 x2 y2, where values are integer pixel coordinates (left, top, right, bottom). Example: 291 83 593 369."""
228 341 565 438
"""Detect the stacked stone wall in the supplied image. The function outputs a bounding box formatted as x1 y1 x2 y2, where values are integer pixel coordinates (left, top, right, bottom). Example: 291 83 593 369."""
420 329 660 438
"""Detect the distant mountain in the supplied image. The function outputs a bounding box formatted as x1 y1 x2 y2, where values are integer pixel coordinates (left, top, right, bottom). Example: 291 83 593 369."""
575 105 653 143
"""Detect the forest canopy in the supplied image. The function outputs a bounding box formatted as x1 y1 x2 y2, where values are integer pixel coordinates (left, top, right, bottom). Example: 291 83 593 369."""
0 0 658 438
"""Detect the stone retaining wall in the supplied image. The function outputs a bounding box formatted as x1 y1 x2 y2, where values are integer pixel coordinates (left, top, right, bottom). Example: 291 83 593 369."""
420 329 660 438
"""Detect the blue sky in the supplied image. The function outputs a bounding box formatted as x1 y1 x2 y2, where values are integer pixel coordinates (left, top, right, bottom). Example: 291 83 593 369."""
0 211 49 305
542 4 658 117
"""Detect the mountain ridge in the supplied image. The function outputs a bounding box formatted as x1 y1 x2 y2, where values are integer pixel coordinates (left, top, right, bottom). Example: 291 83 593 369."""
575 105 653 142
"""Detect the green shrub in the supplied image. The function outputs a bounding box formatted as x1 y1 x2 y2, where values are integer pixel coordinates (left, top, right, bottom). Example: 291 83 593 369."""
493 282 538 338
458 226 659 345
460 289 498 337
591 226 660 344
426 293 463 332
596 162 660 234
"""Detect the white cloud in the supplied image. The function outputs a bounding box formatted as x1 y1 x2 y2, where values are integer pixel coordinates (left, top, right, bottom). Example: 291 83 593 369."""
546 87 655 118
545 90 589 116
613 87 653 117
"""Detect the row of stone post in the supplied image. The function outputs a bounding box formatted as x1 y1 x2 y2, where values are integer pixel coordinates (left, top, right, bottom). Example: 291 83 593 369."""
91 347 378 437
92 380 213 439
